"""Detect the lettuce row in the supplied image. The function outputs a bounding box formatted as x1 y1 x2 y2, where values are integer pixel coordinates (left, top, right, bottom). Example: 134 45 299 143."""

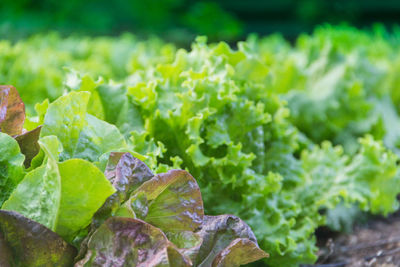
58 37 400 265
0 87 267 266
2 26 400 266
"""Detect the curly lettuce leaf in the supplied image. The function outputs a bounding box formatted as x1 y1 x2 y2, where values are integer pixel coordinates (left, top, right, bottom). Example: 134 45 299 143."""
298 135 400 215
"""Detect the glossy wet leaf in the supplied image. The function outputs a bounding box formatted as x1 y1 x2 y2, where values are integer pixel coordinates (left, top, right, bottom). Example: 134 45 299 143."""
212 238 268 267
195 215 267 267
0 85 25 136
132 169 204 232
76 217 191 267
0 210 76 267
167 231 203 263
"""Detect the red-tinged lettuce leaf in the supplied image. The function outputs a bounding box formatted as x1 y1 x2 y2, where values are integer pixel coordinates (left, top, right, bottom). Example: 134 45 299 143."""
212 238 269 267
194 215 268 267
0 231 12 267
105 152 154 197
130 170 204 232
0 85 25 136
78 152 154 261
0 210 76 266
167 245 193 267
76 217 191 267
14 126 42 168
93 152 154 227
167 231 203 263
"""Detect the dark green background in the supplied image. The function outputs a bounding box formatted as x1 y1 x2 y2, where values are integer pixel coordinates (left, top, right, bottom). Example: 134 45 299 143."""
1 0 400 42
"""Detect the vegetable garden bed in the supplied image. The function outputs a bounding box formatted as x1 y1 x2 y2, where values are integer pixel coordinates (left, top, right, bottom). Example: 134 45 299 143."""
2 25 400 266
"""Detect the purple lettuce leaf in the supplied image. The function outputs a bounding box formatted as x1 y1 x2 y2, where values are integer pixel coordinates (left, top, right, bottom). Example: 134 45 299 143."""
194 215 268 267
78 152 155 259
212 238 269 267
105 152 154 197
0 231 13 267
76 159 266 267
75 217 191 267
93 152 154 226
14 126 42 168
0 210 77 266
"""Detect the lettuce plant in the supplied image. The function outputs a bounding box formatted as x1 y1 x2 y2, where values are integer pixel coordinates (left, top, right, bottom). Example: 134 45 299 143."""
2 26 400 266
59 36 400 265
0 86 267 266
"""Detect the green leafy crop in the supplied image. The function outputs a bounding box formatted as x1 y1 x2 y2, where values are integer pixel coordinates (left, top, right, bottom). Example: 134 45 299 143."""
2 25 400 266
0 86 267 266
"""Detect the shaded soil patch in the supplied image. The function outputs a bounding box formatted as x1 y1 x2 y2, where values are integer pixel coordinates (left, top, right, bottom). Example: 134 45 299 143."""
306 213 400 266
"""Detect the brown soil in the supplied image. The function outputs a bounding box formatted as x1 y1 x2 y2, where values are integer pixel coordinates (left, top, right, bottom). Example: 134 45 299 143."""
308 213 400 267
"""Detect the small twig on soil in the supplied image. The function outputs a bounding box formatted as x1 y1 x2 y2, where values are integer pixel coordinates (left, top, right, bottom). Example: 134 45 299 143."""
338 236 400 253
364 247 400 261
301 263 347 267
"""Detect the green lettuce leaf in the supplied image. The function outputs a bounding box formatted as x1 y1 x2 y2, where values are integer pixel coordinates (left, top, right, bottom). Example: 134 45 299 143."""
212 238 268 267
40 91 129 162
3 136 116 241
55 158 116 241
128 169 204 232
298 135 400 215
167 231 203 263
3 136 63 230
0 132 25 206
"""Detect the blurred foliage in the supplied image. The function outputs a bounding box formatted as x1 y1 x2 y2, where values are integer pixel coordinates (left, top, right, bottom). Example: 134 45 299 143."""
0 0 242 42
1 0 400 42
